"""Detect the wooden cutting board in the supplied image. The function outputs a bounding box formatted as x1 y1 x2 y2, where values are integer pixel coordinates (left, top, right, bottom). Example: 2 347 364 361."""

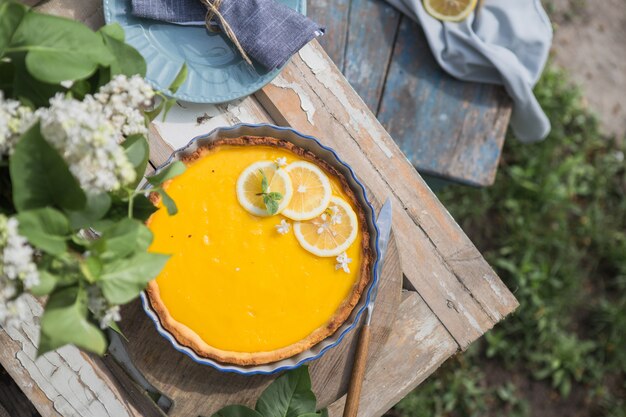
117 231 401 417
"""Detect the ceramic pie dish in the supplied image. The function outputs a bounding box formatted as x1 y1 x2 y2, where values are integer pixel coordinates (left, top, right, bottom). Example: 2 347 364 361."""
141 123 380 374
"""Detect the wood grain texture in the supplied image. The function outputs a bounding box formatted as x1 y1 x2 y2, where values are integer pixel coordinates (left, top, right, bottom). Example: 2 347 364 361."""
0 296 146 417
327 291 458 416
307 0 351 70
339 0 401 112
376 17 512 186
256 42 518 350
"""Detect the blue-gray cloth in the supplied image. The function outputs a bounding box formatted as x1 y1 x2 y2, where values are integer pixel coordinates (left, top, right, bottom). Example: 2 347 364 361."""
384 0 552 142
131 0 324 71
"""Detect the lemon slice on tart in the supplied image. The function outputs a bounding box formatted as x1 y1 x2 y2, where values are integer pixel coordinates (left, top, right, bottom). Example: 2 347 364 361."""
294 196 359 257
236 161 293 216
282 161 332 221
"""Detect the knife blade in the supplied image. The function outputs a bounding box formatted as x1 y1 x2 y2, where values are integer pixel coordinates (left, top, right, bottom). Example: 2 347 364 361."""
365 197 392 325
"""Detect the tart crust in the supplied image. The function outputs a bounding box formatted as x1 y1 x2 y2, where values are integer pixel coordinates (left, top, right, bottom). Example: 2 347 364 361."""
146 136 374 366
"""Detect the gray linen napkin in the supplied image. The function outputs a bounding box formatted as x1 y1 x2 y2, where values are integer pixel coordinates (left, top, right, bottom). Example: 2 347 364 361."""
383 0 552 142
131 0 324 71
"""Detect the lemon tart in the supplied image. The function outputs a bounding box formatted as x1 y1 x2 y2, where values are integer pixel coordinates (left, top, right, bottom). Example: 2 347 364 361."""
146 136 373 365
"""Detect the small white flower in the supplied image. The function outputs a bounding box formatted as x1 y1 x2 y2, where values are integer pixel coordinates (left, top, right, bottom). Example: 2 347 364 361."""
335 252 352 273
87 285 122 329
328 205 342 225
0 215 40 326
275 157 287 168
0 92 36 158
276 219 291 235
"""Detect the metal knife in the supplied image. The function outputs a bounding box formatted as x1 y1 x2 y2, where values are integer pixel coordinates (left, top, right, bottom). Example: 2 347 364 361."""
343 198 393 417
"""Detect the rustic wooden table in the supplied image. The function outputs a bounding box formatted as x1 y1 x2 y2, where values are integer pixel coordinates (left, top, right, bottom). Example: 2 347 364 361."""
0 1 518 416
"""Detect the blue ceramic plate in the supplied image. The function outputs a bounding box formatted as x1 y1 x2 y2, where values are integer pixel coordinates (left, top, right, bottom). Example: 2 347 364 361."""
103 0 306 103
140 124 381 375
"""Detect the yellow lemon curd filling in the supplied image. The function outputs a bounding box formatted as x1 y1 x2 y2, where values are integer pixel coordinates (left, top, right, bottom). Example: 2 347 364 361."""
147 145 363 353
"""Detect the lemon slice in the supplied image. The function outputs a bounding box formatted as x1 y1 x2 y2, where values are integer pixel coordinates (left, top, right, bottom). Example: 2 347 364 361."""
423 0 477 22
236 161 293 216
293 196 358 257
281 161 332 221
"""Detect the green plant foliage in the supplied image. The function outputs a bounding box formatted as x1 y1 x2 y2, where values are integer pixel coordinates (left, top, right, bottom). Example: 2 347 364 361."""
10 123 86 211
212 366 326 417
39 285 107 355
393 64 626 416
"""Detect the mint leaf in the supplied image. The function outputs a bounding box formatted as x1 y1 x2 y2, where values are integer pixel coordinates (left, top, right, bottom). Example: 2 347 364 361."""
16 207 70 255
267 192 283 201
256 366 317 417
99 252 169 304
264 195 279 215
38 285 107 356
30 270 57 297
99 23 146 77
122 134 150 188
10 123 86 211
260 170 269 194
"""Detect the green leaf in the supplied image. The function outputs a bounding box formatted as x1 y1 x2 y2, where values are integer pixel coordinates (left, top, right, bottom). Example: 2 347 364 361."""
99 24 146 77
122 134 149 187
38 285 107 355
212 405 264 417
147 161 186 186
30 270 57 297
0 0 26 55
92 218 153 261
256 366 317 417
132 194 158 221
12 59 64 108
156 189 177 215
80 256 102 283
10 123 86 211
68 79 91 99
263 195 279 215
260 170 269 194
161 98 177 121
66 192 111 230
99 252 170 304
167 63 187 94
267 192 283 201
16 207 70 255
145 99 164 121
11 11 113 83
98 23 125 41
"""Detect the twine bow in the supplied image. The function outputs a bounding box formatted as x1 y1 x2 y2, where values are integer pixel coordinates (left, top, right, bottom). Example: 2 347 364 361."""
199 0 253 66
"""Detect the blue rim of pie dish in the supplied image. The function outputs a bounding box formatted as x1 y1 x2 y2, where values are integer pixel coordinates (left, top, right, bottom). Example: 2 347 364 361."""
140 123 381 375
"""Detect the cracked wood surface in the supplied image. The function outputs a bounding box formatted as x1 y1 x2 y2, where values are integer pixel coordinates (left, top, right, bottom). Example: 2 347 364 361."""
1 1 518 416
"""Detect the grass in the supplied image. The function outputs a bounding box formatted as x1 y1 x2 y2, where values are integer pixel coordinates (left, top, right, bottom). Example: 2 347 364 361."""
389 64 626 417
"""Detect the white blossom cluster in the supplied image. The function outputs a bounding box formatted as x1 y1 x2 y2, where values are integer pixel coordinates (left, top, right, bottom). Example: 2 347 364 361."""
0 215 40 327
0 92 35 158
38 93 137 192
95 74 154 137
87 285 121 329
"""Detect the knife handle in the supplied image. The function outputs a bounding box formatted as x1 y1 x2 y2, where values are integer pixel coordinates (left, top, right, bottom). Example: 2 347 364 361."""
343 324 371 417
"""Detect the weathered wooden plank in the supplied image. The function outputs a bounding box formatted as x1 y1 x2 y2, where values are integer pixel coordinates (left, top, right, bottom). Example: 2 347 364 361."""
256 42 518 349
377 17 512 186
327 291 457 416
342 0 401 112
0 296 146 417
307 0 351 71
